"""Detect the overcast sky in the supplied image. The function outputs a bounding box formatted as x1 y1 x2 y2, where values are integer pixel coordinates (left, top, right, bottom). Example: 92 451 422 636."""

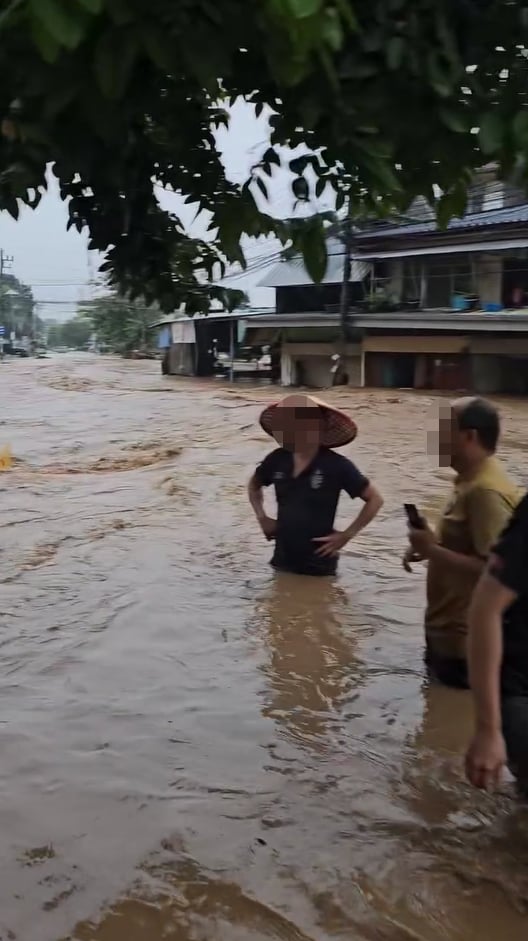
0 100 329 323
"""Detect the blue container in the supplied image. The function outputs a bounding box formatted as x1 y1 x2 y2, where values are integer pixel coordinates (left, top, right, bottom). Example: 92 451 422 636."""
484 303 503 312
452 294 470 311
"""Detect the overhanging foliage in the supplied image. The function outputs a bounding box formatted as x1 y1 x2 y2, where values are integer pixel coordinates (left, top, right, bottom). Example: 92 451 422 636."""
0 0 527 311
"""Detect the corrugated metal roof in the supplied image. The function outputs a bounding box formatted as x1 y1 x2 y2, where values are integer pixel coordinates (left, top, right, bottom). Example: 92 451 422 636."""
258 255 371 288
358 203 528 240
359 238 528 260
351 310 528 333
150 307 274 328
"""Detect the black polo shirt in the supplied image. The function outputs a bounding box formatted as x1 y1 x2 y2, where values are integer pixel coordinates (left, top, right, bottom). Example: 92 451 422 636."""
255 447 369 576
488 494 528 697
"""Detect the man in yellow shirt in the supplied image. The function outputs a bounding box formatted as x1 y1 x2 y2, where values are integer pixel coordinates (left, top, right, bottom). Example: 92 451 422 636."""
407 397 522 689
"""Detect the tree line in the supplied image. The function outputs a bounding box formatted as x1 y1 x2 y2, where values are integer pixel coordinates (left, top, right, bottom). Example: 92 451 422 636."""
46 293 160 354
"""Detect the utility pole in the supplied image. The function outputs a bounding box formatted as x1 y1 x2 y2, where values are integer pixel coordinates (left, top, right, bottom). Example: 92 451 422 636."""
333 203 354 386
0 249 13 360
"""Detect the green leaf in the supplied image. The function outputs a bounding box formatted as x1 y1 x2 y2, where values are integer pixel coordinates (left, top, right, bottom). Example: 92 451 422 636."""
335 190 346 211
334 0 358 32
292 177 309 200
386 36 404 70
301 227 327 283
289 154 310 175
0 0 24 30
317 45 338 89
435 10 460 73
479 112 503 155
427 52 451 97
143 27 174 71
2 193 20 220
29 0 87 49
76 0 102 12
513 111 528 146
255 176 268 200
263 147 280 167
439 107 469 134
323 8 343 52
30 16 60 62
437 187 467 229
95 30 138 99
285 0 323 19
44 85 78 118
106 0 134 25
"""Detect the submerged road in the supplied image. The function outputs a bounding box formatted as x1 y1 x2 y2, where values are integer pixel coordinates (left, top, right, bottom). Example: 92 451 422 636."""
2 353 528 941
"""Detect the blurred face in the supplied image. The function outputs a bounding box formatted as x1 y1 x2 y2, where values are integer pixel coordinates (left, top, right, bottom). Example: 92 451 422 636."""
275 406 323 451
438 403 456 468
431 400 478 470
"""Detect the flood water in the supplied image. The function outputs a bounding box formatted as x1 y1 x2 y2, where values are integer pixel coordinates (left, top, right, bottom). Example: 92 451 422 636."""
3 353 528 941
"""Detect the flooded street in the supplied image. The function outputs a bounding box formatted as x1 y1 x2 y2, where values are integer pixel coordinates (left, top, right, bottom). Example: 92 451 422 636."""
3 353 528 941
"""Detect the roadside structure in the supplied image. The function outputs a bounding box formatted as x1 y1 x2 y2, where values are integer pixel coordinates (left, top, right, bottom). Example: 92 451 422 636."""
243 174 528 393
151 308 274 379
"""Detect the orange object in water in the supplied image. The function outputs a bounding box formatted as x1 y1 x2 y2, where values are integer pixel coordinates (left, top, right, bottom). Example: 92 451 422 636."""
0 445 13 470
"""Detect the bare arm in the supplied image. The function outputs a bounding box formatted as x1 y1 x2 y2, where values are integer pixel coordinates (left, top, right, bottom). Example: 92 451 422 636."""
343 483 383 540
248 473 265 522
465 568 518 789
248 473 276 539
427 544 485 575
468 572 515 734
408 525 484 574
314 483 383 558
410 488 513 575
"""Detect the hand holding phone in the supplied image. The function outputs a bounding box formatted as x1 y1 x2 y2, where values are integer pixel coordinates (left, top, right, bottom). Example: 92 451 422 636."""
404 503 425 530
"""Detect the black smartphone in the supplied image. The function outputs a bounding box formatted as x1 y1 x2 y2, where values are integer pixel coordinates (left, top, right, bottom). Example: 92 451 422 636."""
404 503 425 529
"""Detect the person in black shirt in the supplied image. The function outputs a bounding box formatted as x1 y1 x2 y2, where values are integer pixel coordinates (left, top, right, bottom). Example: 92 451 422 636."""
465 492 528 794
248 393 383 576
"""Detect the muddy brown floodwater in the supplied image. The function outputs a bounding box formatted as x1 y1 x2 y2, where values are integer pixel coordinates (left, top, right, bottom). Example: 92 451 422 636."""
3 354 528 941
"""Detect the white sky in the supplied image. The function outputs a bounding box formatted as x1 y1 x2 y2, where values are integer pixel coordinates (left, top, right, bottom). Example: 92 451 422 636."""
0 100 331 322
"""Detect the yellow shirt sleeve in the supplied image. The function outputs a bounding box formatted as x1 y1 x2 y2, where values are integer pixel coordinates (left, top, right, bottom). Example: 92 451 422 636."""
466 487 515 558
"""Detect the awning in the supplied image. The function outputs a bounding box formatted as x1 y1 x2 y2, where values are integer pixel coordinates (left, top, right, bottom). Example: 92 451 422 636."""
259 255 371 287
243 326 281 347
358 238 528 260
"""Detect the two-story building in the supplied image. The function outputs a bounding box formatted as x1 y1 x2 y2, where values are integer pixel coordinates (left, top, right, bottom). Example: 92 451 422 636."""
244 175 528 394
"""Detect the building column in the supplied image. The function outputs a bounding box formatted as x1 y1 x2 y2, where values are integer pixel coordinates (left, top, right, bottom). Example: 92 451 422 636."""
388 259 404 302
280 350 294 386
475 254 503 307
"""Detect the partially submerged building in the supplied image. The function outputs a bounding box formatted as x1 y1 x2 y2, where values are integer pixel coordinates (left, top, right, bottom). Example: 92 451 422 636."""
243 179 528 393
152 308 273 377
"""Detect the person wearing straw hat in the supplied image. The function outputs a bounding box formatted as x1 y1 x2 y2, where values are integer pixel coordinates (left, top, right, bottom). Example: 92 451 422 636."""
248 393 383 577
